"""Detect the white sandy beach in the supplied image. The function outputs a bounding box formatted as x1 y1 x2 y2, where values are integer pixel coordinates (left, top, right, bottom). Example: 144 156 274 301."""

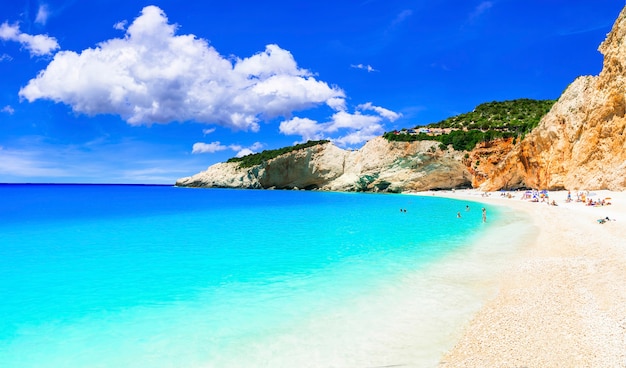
419 189 626 367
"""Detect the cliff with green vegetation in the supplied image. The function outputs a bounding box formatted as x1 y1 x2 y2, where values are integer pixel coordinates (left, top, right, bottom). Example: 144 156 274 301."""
176 137 471 192
176 100 557 192
429 99 556 131
226 140 329 168
178 6 626 192
383 99 556 151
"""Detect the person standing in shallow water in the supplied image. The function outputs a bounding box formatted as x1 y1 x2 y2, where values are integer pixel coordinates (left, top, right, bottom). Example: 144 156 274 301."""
482 208 487 223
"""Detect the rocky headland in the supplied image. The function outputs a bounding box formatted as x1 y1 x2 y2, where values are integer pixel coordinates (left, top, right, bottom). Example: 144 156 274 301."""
177 6 626 193
176 137 472 192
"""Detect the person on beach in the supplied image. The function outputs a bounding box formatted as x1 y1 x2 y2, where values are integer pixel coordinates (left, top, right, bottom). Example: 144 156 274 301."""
482 208 487 223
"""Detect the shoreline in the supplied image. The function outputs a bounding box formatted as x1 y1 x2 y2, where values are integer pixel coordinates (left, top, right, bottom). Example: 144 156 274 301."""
414 189 626 367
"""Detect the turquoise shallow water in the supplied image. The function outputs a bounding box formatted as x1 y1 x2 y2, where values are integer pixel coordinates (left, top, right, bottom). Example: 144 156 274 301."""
0 185 515 367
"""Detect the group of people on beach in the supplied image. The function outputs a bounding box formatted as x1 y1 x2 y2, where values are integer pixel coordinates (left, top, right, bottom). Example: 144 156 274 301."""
565 190 612 206
519 189 614 208
521 189 552 204
521 189 615 224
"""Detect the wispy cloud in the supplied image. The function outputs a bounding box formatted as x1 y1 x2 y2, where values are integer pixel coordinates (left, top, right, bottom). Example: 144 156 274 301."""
0 22 59 56
357 102 401 121
120 165 192 183
351 63 378 72
430 62 451 71
0 137 204 183
0 148 71 178
558 22 614 36
35 4 51 25
391 9 413 27
0 53 13 62
113 20 128 31
468 1 494 23
2 105 15 115
202 128 216 135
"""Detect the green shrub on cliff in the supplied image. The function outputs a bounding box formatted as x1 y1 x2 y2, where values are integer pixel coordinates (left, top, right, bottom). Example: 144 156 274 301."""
384 129 515 151
227 140 330 168
384 98 556 150
431 98 556 132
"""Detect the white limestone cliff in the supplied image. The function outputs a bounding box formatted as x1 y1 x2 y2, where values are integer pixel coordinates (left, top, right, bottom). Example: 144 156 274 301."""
176 137 472 192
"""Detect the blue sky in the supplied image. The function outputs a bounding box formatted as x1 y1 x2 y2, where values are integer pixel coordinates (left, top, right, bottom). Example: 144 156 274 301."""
0 1 623 184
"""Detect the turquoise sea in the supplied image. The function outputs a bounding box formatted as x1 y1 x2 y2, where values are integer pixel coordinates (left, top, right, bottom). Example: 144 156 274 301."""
0 184 533 367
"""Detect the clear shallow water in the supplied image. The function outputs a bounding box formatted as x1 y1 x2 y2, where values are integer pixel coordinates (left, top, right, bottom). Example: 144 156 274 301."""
0 185 529 367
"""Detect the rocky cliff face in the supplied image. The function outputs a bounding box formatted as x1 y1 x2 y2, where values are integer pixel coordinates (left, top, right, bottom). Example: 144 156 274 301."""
462 138 516 188
179 7 626 193
482 6 626 191
176 137 472 192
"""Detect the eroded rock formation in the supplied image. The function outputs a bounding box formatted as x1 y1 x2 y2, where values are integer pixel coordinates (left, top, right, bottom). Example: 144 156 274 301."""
482 6 626 191
176 137 472 192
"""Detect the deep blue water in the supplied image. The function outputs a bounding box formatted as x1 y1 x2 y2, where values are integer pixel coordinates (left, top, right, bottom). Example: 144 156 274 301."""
0 184 502 367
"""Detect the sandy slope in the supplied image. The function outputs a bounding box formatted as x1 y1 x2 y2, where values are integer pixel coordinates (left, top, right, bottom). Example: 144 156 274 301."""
420 190 626 367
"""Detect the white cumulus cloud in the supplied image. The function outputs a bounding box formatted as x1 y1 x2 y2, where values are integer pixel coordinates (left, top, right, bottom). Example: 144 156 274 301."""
280 105 399 147
234 142 264 157
19 5 345 130
279 117 324 142
326 111 382 132
326 97 346 111
333 124 384 146
234 148 254 157
192 141 264 156
192 142 229 154
0 22 59 56
248 142 264 151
